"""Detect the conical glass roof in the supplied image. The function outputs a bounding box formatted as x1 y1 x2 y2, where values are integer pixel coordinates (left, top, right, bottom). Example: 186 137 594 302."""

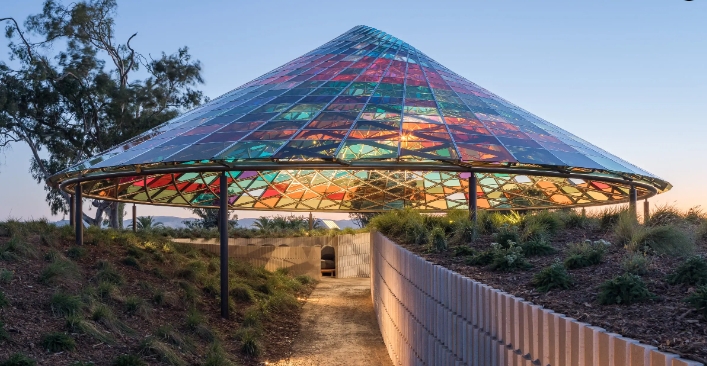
50 25 670 211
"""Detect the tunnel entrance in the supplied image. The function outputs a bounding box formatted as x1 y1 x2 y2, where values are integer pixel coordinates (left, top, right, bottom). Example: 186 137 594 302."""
321 246 335 277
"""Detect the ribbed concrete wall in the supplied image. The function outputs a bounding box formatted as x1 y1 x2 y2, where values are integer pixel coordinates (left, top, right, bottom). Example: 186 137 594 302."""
370 231 702 366
335 233 371 278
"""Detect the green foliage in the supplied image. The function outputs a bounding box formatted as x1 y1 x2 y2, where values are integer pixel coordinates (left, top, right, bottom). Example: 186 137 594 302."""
532 262 573 292
667 256 707 286
156 324 194 353
0 269 12 283
488 242 531 272
0 353 36 366
685 285 707 318
0 291 7 308
139 337 186 366
66 247 87 259
561 210 594 229
629 225 695 256
96 262 124 285
235 327 261 356
50 292 82 316
0 321 9 342
40 257 79 284
136 216 165 231
0 236 37 260
112 354 146 366
124 296 146 316
185 308 203 330
121 256 140 268
647 204 684 227
598 206 628 231
295 275 314 285
229 283 255 303
524 210 563 236
453 246 475 257
493 225 520 248
64 314 114 344
204 342 234 366
622 253 650 275
263 292 300 314
428 226 447 252
698 221 707 241
91 304 112 322
41 332 76 352
598 273 654 305
466 249 494 266
614 211 640 246
520 239 556 257
564 240 609 269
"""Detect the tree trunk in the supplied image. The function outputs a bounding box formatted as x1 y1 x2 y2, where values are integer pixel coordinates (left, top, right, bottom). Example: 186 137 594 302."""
109 202 119 229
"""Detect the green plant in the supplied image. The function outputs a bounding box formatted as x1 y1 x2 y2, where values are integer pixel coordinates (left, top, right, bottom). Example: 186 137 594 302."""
185 308 203 330
242 307 261 328
111 354 146 366
520 239 556 257
629 225 695 256
598 273 654 305
0 353 36 366
561 210 593 229
647 204 683 227
229 283 255 303
91 303 112 322
614 211 640 246
41 332 76 352
97 281 116 300
0 269 12 283
39 258 79 284
532 262 573 292
0 291 7 308
96 263 124 285
124 296 146 316
44 250 59 262
622 253 650 275
525 210 563 236
263 292 300 314
50 292 82 315
65 314 114 343
0 321 9 342
564 240 609 269
235 327 261 356
453 246 475 257
66 247 87 259
493 225 520 248
156 324 194 352
466 249 494 266
204 342 234 366
428 226 447 252
295 275 314 285
667 256 707 285
598 206 627 230
488 242 531 272
139 337 186 366
0 236 37 260
121 256 140 268
685 285 707 318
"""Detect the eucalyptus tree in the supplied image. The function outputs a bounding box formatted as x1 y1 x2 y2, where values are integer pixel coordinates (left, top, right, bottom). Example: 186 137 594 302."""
0 0 206 227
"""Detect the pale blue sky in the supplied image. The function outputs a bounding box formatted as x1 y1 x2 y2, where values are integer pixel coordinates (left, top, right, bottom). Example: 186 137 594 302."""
1 0 705 221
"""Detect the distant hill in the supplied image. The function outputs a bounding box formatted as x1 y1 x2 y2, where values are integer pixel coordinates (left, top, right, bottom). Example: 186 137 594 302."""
55 216 360 229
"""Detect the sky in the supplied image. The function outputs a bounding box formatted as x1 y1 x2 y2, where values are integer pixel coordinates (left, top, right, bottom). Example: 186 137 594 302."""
1 0 705 222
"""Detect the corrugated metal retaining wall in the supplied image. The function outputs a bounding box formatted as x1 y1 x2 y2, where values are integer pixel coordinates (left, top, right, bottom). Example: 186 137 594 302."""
370 231 701 366
173 233 371 279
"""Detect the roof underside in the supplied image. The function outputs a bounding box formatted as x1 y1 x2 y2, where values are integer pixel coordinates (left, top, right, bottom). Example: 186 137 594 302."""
51 25 670 211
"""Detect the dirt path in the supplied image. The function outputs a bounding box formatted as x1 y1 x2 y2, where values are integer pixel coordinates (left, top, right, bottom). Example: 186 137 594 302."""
268 277 393 366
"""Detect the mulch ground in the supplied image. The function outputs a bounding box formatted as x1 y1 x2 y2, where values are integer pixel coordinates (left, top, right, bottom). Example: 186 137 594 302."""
397 228 707 364
0 234 313 366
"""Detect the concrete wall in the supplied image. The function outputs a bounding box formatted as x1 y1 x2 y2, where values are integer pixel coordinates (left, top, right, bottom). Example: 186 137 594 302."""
335 233 371 278
370 231 702 366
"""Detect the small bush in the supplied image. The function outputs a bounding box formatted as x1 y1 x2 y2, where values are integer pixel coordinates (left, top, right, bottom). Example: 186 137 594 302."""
0 353 36 366
112 354 146 366
488 242 531 272
685 285 707 318
91 304 112 322
614 212 639 246
295 275 314 285
50 292 82 316
622 253 650 275
66 247 87 259
0 236 37 259
453 246 475 257
96 263 124 285
39 258 79 284
465 249 494 266
139 337 186 366
630 225 694 256
97 281 116 300
121 256 140 268
647 204 683 227
41 332 76 352
230 283 255 303
0 269 12 283
186 308 203 330
667 256 707 286
564 240 609 269
263 292 300 314
598 273 654 305
521 240 556 257
124 296 146 316
520 220 548 243
493 225 520 248
428 226 447 252
235 327 261 356
204 342 234 366
532 262 573 292
525 210 563 236
598 206 627 230
561 210 593 229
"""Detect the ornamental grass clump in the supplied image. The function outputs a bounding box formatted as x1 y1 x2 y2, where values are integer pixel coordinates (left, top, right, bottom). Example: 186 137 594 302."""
564 240 609 269
521 239 556 257
493 225 520 249
685 285 707 318
532 262 573 292
622 253 650 276
629 225 694 256
428 226 447 252
41 332 76 352
667 256 707 286
524 210 563 236
598 273 654 305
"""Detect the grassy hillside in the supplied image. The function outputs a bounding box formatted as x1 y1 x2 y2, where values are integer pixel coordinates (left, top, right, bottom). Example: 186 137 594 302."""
0 221 315 366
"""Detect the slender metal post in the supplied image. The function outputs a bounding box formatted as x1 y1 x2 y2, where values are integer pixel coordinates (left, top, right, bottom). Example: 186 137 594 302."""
69 194 75 228
643 199 650 224
469 173 477 239
309 212 313 231
219 173 229 319
132 204 137 232
581 207 586 217
629 185 638 219
74 184 83 246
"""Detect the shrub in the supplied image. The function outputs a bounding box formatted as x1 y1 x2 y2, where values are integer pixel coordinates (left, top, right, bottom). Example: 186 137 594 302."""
564 240 609 269
41 332 76 352
112 354 146 366
465 249 494 266
622 253 650 275
525 210 563 236
598 206 627 230
614 211 640 246
532 262 573 292
630 225 694 256
295 275 314 285
124 296 146 316
242 307 261 328
520 220 548 243
139 337 186 366
449 220 474 246
235 327 261 356
185 308 203 330
91 304 112 322
39 258 79 284
428 226 447 252
667 256 707 285
204 342 234 366
493 225 520 248
66 247 87 259
453 246 475 257
598 274 654 305
50 292 82 316
97 281 116 300
488 242 531 272
0 353 36 366
96 263 124 285
0 236 37 260
0 269 12 283
685 285 707 318
647 204 683 227
521 240 556 257
561 210 593 229
263 292 300 314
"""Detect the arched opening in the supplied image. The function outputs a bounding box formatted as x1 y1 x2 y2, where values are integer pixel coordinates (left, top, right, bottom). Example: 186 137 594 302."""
321 246 335 277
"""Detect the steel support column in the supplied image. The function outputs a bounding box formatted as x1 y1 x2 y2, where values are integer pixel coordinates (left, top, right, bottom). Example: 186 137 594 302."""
132 204 137 232
309 212 313 231
219 173 229 319
629 185 638 219
74 184 83 246
469 173 477 239
644 199 650 224
69 194 75 228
